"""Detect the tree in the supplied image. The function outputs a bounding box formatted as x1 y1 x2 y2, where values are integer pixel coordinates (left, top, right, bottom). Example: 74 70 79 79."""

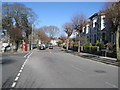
45 25 59 38
56 40 63 46
37 28 50 44
104 2 120 61
80 36 87 46
63 22 74 51
7 26 22 51
71 14 86 53
21 14 32 42
2 3 37 51
59 35 67 44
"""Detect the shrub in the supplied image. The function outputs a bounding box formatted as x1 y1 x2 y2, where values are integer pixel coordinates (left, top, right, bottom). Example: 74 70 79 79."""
88 43 92 47
95 41 105 49
92 46 98 48
95 40 99 46
57 41 62 46
84 43 92 47
73 44 78 47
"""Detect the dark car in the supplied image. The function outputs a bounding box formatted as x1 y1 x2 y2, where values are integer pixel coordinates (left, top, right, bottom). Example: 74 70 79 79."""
31 44 37 49
39 44 46 50
49 45 53 49
45 44 49 48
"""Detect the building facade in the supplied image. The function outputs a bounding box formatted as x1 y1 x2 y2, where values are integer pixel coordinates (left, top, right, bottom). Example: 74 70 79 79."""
81 11 118 45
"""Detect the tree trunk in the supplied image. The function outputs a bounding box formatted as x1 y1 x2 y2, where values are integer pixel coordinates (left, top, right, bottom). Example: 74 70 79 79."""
12 41 16 52
116 26 120 62
15 41 19 52
66 37 69 51
78 34 81 53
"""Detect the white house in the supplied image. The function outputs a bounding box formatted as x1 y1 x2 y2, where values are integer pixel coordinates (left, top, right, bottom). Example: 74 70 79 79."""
50 40 58 46
80 11 118 45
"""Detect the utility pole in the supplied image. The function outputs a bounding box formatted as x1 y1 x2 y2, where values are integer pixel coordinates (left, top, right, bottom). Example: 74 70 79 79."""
31 24 34 50
29 24 33 51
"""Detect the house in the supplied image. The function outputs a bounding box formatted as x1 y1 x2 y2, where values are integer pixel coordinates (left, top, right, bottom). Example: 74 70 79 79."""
81 11 118 45
50 39 58 46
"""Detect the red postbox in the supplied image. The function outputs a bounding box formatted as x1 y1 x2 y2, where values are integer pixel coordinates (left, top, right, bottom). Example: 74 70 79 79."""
22 42 27 51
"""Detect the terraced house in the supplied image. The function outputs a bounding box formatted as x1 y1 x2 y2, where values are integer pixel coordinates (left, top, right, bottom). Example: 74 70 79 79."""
81 11 119 45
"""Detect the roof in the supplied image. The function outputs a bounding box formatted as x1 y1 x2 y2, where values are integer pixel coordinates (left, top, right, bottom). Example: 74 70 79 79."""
89 13 98 19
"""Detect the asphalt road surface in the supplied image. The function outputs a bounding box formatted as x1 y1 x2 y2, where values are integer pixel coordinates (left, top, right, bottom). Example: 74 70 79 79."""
14 47 118 88
1 52 28 88
0 47 119 89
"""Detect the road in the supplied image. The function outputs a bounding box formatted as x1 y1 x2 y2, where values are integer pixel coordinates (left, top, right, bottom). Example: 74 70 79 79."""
1 47 119 89
16 47 118 88
1 52 28 88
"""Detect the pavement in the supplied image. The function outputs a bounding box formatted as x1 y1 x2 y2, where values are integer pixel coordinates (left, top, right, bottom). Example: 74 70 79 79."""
64 49 120 67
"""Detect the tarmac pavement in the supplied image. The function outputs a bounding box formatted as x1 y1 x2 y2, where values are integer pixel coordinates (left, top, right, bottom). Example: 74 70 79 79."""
65 49 119 67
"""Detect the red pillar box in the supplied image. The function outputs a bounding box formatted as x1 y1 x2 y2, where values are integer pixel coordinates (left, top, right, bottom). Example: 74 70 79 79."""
22 42 27 51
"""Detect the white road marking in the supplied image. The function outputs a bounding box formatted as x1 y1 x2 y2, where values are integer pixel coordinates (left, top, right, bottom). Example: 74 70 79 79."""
19 70 22 73
17 73 21 77
15 77 19 81
23 61 27 65
24 52 31 58
21 65 24 68
11 82 16 88
105 82 118 88
27 52 33 58
11 52 33 88
21 67 24 70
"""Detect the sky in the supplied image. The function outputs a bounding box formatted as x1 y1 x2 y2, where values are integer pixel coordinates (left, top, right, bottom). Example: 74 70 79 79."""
23 2 105 33
2 2 106 36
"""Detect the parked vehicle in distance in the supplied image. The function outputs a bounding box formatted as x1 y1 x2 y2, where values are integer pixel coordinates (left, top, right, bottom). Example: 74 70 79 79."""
1 43 9 52
45 44 49 48
2 45 11 52
4 45 11 52
31 44 37 49
39 44 46 50
49 45 53 49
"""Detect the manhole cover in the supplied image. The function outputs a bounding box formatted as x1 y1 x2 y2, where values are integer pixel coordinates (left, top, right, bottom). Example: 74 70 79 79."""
94 70 106 73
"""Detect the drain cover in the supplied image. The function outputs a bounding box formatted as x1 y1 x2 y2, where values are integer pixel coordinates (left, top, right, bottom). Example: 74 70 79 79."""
94 70 106 73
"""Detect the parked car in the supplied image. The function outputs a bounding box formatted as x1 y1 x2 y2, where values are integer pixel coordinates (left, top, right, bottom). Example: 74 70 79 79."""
4 45 11 52
39 44 46 50
1 43 9 52
45 44 49 48
31 44 37 49
49 45 53 49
